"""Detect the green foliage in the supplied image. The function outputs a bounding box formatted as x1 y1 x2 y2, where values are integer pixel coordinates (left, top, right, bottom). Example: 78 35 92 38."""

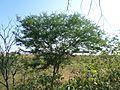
10 55 120 90
60 55 120 90
15 12 108 89
16 13 106 68
1 12 120 90
15 73 62 90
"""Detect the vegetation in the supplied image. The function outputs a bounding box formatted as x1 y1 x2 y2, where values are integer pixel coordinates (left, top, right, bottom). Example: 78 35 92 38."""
0 55 120 90
0 13 120 90
61 55 120 90
16 13 107 89
0 21 18 90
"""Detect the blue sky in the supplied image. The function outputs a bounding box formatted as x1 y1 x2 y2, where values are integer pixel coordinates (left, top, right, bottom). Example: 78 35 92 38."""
0 0 68 24
0 0 68 51
0 0 120 35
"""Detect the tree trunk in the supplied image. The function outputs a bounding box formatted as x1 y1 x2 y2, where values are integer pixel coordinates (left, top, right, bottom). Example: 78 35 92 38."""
12 71 16 89
51 63 59 89
5 81 9 90
5 71 9 90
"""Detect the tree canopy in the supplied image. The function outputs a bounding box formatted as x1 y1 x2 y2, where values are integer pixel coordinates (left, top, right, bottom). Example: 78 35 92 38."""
16 13 106 68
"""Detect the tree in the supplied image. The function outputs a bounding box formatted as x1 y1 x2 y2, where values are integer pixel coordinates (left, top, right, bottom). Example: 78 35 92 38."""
105 35 120 55
16 13 106 88
0 21 18 90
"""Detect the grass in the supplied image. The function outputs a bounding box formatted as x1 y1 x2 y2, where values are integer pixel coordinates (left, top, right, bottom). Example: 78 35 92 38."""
0 55 120 89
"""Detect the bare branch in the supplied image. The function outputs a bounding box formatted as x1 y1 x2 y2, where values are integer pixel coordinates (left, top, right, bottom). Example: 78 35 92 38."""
99 0 103 16
0 33 5 40
7 39 15 52
6 25 14 40
97 14 102 24
87 0 93 15
80 0 84 13
96 0 103 24
7 32 15 49
0 46 4 52
67 0 70 11
67 0 104 25
0 20 16 90
0 80 6 87
80 0 84 8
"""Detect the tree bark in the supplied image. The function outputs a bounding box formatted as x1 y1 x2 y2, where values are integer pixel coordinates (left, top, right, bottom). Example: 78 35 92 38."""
51 63 59 89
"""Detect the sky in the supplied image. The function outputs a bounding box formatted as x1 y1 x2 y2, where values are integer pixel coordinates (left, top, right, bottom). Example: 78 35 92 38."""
0 0 67 24
0 0 120 34
0 0 120 51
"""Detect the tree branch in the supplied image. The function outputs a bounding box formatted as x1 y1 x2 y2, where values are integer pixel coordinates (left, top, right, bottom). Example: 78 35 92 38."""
0 80 6 87
87 0 93 15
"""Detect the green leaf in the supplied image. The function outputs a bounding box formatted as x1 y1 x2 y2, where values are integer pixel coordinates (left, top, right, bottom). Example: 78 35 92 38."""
91 69 97 73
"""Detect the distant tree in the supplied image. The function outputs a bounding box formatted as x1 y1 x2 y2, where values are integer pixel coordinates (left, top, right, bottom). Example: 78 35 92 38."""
16 13 106 88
